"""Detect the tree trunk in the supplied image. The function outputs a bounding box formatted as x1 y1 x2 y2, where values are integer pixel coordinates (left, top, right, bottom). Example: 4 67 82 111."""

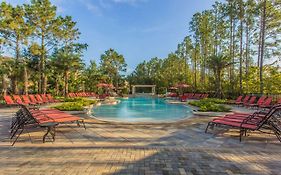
214 8 218 56
43 76 47 94
239 6 243 94
184 56 187 83
257 9 263 67
11 77 18 94
229 2 234 93
216 70 222 98
13 37 20 95
2 74 8 96
23 65 29 95
55 77 59 96
245 21 250 92
231 19 236 93
194 44 197 90
259 0 266 94
37 80 40 93
40 32 45 94
64 71 69 97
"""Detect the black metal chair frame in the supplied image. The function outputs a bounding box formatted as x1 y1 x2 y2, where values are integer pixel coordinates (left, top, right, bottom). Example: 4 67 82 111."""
205 105 281 142
10 106 86 146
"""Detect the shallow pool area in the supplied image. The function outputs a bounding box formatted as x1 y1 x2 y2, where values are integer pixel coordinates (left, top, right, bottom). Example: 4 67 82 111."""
92 97 193 122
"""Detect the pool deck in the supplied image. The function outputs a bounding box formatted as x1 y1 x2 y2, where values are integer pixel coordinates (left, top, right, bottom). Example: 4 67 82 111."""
0 106 280 175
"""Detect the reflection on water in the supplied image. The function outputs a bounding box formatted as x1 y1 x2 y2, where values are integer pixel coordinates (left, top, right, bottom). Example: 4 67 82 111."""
92 97 193 122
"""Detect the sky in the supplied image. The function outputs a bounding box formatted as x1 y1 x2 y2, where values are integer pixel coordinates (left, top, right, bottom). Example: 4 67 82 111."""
4 0 222 73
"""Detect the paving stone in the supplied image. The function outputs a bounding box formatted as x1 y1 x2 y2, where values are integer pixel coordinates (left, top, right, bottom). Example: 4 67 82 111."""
0 107 280 175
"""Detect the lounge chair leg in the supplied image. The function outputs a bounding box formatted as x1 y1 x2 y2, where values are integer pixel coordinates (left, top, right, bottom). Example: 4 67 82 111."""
11 127 24 146
76 121 81 127
82 120 86 130
10 125 21 139
205 122 210 133
43 126 51 143
51 126 56 142
240 129 244 142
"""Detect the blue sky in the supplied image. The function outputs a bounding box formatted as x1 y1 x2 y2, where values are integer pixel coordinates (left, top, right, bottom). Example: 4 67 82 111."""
5 0 222 73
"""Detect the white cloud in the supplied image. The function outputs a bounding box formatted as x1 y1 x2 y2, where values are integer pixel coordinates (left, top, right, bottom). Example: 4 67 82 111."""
99 0 112 9
79 0 102 16
50 0 66 13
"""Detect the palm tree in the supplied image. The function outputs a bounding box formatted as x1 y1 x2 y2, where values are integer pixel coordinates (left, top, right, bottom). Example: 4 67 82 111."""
207 54 234 98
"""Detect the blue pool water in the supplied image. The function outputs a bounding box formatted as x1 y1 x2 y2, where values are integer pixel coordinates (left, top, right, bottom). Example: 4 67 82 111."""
92 97 193 122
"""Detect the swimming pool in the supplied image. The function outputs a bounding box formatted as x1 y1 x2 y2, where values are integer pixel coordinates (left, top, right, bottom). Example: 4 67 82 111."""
92 97 193 122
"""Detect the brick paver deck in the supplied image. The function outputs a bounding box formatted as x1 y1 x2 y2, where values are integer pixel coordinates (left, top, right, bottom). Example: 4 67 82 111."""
0 107 280 175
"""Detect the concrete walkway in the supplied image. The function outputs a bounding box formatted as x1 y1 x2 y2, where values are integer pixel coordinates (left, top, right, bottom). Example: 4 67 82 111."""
0 107 280 175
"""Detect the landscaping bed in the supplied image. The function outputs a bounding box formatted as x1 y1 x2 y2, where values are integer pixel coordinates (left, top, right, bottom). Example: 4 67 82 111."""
53 97 97 111
188 98 231 112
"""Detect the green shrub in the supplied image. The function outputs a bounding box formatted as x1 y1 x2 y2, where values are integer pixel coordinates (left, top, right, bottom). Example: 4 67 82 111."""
63 97 85 102
199 98 228 104
0 100 5 105
53 98 97 111
189 98 231 112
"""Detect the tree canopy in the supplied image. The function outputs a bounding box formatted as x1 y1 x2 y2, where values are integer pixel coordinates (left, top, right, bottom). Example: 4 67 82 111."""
0 0 280 98
129 0 281 97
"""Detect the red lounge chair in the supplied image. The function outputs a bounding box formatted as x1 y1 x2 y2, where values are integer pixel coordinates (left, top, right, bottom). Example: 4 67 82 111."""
188 93 194 99
40 94 52 103
90 92 97 97
205 105 281 141
29 95 44 105
68 93 75 98
201 94 209 99
99 94 106 99
4 96 17 105
12 95 28 105
247 96 266 108
21 95 37 105
11 106 86 145
268 115 281 142
35 94 48 103
237 95 250 105
193 94 202 99
233 96 243 105
167 93 177 98
46 94 61 102
180 95 188 102
259 97 272 108
244 96 256 106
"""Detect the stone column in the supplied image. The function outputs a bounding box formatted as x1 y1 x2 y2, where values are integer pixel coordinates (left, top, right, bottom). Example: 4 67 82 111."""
152 86 155 95
132 86 135 95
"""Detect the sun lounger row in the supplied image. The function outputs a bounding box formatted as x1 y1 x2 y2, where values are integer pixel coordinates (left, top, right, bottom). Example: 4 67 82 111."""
10 105 86 146
180 93 209 102
167 93 178 98
205 104 281 142
68 92 110 100
4 94 61 106
234 95 281 108
68 92 98 98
